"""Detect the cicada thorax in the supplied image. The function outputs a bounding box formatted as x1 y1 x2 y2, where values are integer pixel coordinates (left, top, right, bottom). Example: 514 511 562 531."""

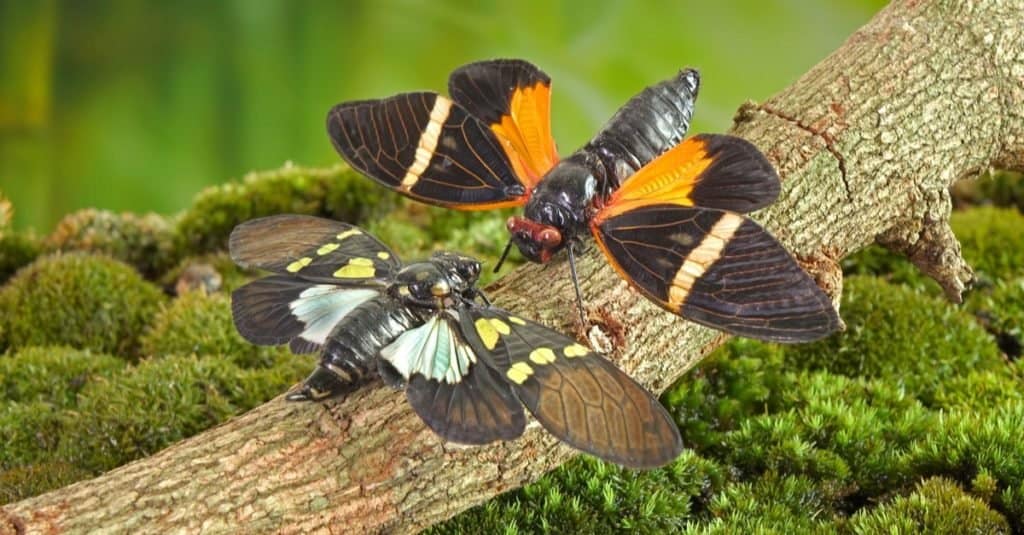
287 296 425 401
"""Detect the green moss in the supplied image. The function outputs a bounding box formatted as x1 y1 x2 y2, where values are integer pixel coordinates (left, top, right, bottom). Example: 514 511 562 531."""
0 401 64 468
436 451 724 535
781 276 1003 405
175 163 394 256
663 339 793 450
0 231 41 285
965 278 1024 359
689 474 840 534
1 346 126 407
58 353 306 473
44 209 178 278
848 477 1009 534
841 244 935 291
140 291 287 368
0 253 165 357
0 460 91 506
951 206 1024 282
953 170 1024 212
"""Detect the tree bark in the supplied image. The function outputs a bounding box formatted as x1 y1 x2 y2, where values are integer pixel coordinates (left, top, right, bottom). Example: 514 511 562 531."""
4 1 1023 533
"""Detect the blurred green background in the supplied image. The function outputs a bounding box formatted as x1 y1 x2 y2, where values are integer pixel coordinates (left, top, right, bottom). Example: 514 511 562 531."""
0 0 885 232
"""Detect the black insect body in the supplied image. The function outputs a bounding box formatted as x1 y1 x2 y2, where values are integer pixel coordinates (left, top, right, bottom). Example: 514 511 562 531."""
327 59 841 342
229 214 682 468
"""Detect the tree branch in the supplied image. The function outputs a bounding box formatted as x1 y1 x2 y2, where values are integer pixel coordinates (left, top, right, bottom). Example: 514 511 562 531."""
3 0 1022 533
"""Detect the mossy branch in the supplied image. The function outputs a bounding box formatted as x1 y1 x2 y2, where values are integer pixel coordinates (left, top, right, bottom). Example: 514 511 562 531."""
3 0 1023 532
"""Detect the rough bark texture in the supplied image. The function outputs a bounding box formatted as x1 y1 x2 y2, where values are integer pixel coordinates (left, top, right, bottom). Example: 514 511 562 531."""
4 1 1024 533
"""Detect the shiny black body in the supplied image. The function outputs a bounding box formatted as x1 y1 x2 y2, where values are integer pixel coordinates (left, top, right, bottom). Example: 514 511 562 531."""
286 254 482 402
290 296 424 401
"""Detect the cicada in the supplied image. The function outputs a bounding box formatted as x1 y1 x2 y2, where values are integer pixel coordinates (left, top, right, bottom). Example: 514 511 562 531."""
327 59 840 342
229 215 681 468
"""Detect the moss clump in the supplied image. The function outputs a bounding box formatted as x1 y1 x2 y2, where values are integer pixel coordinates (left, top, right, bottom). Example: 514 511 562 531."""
0 346 126 407
0 253 165 357
140 291 288 368
841 244 935 292
435 451 725 535
953 170 1024 212
0 231 41 284
0 460 92 506
691 473 841 533
175 163 395 256
951 206 1024 283
58 353 307 473
966 278 1024 359
848 477 1009 534
0 401 64 468
44 209 178 278
781 276 1003 405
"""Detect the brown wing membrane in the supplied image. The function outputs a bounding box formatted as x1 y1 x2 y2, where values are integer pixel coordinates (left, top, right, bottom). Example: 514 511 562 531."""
448 59 559 186
327 92 530 209
592 204 841 342
459 308 683 469
405 366 527 445
597 134 780 220
229 215 399 284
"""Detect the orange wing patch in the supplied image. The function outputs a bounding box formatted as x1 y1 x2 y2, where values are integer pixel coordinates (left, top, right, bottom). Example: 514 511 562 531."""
593 136 712 223
490 81 559 189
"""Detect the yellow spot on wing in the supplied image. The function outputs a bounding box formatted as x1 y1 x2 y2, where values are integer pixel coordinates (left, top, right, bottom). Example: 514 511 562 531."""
529 347 556 365
336 228 362 240
286 257 312 273
563 343 589 358
506 362 534 384
349 257 374 266
317 243 340 255
333 263 376 279
475 318 499 350
509 316 526 326
377 251 390 260
489 318 511 335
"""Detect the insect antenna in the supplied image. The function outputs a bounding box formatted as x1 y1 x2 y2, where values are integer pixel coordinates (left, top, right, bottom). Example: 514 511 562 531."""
493 239 514 273
566 243 587 325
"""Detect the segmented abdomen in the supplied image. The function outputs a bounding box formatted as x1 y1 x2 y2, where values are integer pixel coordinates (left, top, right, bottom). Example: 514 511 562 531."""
313 297 422 396
582 69 700 189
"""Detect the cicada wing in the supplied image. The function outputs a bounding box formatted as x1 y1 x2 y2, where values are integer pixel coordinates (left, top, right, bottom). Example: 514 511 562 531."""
229 215 400 284
458 308 683 469
448 59 559 186
380 314 526 445
597 134 781 218
592 204 840 342
327 92 532 210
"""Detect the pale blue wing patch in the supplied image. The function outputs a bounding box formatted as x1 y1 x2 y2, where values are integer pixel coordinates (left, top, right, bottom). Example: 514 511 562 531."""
288 285 379 352
380 313 477 384
231 275 379 353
